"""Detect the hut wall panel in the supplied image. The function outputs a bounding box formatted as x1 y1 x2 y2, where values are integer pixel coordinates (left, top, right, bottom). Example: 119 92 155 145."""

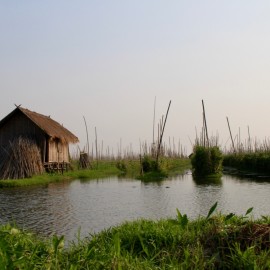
62 143 69 162
48 140 69 162
48 140 57 162
0 112 46 160
0 112 45 144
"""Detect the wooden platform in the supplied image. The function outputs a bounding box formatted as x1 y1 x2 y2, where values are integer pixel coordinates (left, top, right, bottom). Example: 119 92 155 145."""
44 162 70 173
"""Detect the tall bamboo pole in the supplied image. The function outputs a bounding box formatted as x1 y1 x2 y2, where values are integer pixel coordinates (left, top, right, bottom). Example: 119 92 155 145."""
156 100 172 164
226 116 236 153
83 116 90 156
95 127 98 167
201 100 209 147
153 96 156 145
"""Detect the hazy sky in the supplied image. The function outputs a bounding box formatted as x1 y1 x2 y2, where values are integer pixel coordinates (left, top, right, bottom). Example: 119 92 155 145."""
1 1 270 155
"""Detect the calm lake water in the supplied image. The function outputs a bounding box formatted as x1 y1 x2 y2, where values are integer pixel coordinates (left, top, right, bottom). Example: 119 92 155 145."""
0 171 270 243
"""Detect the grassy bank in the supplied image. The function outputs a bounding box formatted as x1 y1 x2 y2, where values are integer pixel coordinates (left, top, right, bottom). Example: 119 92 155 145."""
0 158 191 187
0 161 121 188
1 206 270 269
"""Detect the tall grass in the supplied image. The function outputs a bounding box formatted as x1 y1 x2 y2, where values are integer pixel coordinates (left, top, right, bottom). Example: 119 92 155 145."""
223 151 270 173
73 138 188 163
1 204 270 269
223 136 270 173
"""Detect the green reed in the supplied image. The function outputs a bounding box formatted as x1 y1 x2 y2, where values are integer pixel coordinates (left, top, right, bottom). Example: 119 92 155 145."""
223 133 270 173
223 151 270 173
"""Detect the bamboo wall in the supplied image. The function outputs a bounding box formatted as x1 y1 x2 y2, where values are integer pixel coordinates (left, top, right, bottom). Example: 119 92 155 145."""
48 140 69 162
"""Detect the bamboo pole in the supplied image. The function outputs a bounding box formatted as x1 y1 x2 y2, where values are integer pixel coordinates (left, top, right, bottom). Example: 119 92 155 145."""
83 116 90 156
156 100 172 164
95 127 98 167
153 96 156 145
226 116 236 153
201 100 209 147
202 113 205 147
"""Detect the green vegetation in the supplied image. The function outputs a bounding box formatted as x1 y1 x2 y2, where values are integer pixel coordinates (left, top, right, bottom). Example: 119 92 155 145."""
222 128 270 174
1 204 270 269
0 158 191 187
138 155 168 181
116 157 191 181
223 151 270 174
0 161 120 188
190 99 223 177
191 145 223 177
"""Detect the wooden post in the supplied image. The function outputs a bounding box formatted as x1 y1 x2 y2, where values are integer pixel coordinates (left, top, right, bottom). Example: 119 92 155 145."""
153 96 156 144
95 127 98 168
202 100 209 147
83 116 90 156
226 116 236 153
156 100 171 164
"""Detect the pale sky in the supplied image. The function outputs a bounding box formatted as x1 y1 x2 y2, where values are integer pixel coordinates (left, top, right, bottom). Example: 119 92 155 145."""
1 1 270 156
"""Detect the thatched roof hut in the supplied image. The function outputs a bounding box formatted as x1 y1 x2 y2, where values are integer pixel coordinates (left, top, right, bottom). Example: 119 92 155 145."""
0 106 79 176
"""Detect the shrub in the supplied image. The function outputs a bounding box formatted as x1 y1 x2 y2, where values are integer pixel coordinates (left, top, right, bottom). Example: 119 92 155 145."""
141 155 159 173
191 145 223 176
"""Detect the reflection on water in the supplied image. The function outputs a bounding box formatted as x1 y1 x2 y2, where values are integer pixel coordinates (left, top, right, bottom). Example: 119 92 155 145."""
0 171 270 242
192 173 222 186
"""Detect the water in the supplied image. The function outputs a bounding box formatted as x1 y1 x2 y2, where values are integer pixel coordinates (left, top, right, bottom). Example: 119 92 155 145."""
0 171 270 243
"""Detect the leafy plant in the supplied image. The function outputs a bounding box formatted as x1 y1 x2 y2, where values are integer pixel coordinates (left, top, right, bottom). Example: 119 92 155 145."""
225 213 235 221
206 202 218 220
1 208 270 269
176 209 189 227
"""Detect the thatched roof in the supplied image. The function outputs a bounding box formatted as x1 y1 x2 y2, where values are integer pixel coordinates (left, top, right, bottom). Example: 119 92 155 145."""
0 106 79 144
